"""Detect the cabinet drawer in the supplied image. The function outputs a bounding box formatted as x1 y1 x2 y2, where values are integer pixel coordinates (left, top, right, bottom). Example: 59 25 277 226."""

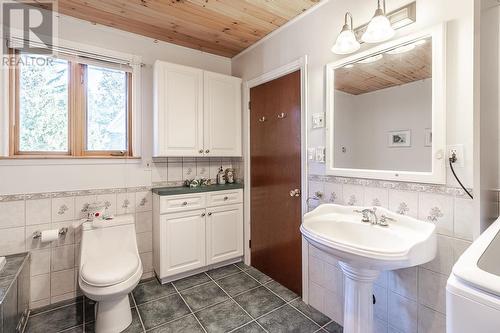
160 194 206 213
207 190 243 207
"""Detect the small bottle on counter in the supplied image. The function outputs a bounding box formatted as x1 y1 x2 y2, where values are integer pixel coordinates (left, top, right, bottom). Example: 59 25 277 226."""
217 166 226 185
225 168 235 184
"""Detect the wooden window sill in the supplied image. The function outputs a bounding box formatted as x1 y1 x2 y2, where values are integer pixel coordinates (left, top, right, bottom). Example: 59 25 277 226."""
0 156 141 160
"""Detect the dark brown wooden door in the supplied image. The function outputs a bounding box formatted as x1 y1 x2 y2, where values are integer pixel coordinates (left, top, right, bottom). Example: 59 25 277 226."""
250 70 302 295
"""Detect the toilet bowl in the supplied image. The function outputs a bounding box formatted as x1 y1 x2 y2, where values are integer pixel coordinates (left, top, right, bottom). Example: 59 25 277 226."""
79 215 142 333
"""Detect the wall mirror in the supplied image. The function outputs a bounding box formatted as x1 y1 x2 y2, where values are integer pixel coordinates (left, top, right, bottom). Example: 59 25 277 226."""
325 25 446 184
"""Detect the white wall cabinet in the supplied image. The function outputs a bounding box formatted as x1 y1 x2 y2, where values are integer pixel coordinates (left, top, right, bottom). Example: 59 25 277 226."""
153 189 243 282
154 61 242 157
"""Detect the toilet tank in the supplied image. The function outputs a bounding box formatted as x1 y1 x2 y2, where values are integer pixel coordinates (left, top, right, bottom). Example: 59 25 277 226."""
80 215 139 269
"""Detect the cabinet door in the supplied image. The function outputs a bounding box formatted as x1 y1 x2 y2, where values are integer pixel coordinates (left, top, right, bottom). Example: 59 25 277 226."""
159 209 206 278
154 61 204 156
206 203 243 265
203 71 242 157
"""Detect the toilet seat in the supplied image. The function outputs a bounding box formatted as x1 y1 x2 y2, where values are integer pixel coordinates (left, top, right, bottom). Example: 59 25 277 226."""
81 251 140 287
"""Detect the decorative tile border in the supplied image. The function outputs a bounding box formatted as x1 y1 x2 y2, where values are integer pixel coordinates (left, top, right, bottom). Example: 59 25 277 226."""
309 174 473 198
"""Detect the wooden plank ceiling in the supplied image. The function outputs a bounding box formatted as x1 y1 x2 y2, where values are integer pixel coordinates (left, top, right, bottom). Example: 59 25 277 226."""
335 39 432 95
42 0 320 57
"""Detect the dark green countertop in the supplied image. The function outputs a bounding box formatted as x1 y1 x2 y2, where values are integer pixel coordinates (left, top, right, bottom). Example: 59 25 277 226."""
152 183 244 196
0 252 29 305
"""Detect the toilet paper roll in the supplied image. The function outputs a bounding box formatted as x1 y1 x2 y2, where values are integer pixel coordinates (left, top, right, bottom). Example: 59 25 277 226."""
40 229 59 243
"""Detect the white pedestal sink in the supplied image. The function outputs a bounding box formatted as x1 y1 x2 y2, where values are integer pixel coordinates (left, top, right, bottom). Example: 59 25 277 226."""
301 204 437 333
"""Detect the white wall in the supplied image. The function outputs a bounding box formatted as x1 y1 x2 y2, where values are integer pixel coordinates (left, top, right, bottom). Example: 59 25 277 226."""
334 79 432 172
0 15 232 195
232 0 474 188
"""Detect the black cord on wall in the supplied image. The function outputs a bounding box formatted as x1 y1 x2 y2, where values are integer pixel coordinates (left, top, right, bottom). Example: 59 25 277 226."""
449 152 473 199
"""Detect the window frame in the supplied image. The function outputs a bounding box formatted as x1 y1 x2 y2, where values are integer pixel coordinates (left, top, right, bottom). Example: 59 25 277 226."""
8 49 133 158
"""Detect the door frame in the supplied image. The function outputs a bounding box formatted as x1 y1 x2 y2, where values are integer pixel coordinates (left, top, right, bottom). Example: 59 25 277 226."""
243 55 309 300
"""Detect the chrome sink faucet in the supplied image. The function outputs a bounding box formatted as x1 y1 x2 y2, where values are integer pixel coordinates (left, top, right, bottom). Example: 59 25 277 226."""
354 207 396 226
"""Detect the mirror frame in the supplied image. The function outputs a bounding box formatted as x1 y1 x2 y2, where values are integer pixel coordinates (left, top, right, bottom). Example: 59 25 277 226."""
325 24 446 184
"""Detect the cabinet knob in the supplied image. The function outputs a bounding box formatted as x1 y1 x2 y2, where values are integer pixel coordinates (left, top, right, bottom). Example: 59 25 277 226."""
223 196 229 201
208 212 212 216
182 201 188 206
201 213 206 217
199 149 203 154
205 149 210 154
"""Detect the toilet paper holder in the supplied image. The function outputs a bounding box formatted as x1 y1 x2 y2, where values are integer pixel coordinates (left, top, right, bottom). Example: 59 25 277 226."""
32 227 68 239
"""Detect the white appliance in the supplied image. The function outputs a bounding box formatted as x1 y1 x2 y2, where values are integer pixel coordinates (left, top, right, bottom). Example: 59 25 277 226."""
446 217 500 333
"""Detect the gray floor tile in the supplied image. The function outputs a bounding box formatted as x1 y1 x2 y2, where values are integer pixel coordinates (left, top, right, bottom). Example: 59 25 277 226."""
324 321 343 333
245 267 272 284
132 279 176 304
84 297 96 323
257 305 320 333
265 280 299 302
180 281 229 311
234 286 285 318
59 325 84 333
232 321 266 332
235 262 251 271
195 299 252 333
137 294 190 330
290 299 331 326
217 272 260 296
148 314 204 333
172 272 211 291
25 303 84 333
207 264 241 280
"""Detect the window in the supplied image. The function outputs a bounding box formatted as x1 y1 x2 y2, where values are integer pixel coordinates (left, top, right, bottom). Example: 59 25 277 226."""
10 50 132 157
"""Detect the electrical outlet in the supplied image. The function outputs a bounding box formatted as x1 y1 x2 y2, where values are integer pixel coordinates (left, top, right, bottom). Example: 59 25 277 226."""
447 144 464 167
312 113 325 129
144 160 152 171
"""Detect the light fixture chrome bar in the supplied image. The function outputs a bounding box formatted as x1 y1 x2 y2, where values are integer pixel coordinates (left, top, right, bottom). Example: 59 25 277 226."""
354 1 416 43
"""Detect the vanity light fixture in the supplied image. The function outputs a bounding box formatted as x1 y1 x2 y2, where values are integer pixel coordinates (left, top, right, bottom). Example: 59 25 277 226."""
331 12 360 55
386 43 415 55
362 0 395 44
357 54 383 64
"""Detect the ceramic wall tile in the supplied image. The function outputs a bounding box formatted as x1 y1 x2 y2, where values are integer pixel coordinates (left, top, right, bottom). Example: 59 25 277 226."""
422 235 454 275
418 304 446 333
116 192 136 215
209 158 222 179
26 199 51 225
196 160 210 179
0 226 25 255
452 238 472 262
51 291 77 304
182 161 196 180
388 190 419 218
50 268 76 296
167 162 183 182
136 231 153 253
52 197 76 222
135 191 152 212
139 251 153 273
309 181 325 201
418 268 447 313
30 274 50 302
74 195 97 220
388 267 417 301
30 298 50 310
418 193 454 236
96 193 117 216
51 220 75 247
51 244 75 271
31 248 51 276
151 164 168 183
364 187 389 208
135 211 153 233
324 182 343 204
342 184 364 206
0 200 25 229
388 292 417 333
373 284 388 322
453 197 474 241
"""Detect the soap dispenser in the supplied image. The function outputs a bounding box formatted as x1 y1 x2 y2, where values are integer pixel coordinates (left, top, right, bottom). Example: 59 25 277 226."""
217 166 226 185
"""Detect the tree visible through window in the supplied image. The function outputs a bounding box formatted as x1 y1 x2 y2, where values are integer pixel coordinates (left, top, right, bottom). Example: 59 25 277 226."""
11 50 132 157
19 55 69 152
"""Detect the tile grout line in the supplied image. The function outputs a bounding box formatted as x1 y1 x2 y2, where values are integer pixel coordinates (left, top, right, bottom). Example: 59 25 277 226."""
206 265 270 333
130 293 147 333
171 281 208 333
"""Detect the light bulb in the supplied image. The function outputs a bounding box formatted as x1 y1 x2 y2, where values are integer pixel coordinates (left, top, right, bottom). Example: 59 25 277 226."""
362 8 395 44
332 25 361 55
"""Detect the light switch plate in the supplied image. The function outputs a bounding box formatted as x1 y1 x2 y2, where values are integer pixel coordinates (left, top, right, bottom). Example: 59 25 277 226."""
312 113 325 129
315 146 325 163
307 148 315 160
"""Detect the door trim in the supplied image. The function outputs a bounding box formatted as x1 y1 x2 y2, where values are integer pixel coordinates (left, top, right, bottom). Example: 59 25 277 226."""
243 55 309 300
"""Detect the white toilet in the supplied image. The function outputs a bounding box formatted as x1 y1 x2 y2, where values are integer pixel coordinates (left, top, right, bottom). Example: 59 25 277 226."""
79 215 143 333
